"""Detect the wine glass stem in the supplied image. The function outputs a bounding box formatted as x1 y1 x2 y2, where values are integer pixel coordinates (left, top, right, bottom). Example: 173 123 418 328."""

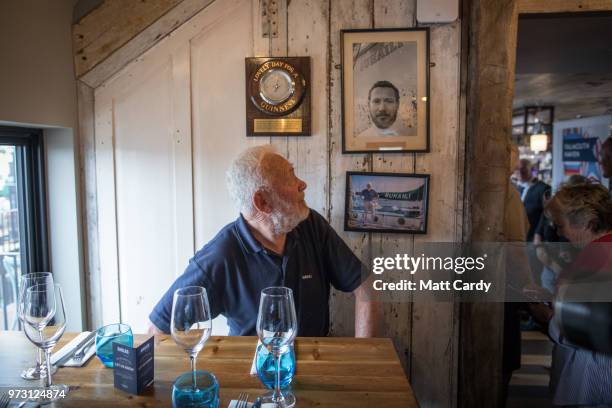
37 347 44 370
37 329 45 375
273 352 283 403
44 349 53 388
190 354 197 390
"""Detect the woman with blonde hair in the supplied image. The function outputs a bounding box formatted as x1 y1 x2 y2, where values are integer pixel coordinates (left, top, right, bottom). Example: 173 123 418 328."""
544 181 612 407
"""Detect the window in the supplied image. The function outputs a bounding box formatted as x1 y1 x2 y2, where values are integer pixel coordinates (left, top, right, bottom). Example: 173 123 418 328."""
0 126 49 330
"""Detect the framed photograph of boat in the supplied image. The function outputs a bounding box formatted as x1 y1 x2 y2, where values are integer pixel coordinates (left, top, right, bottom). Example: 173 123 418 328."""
344 171 430 234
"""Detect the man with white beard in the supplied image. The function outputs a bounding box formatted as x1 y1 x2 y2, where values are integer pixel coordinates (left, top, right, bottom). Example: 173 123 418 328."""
149 145 378 337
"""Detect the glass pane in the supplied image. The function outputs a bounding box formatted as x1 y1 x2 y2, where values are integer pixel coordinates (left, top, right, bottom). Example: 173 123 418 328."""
526 108 536 123
0 146 22 330
512 114 525 126
535 108 552 124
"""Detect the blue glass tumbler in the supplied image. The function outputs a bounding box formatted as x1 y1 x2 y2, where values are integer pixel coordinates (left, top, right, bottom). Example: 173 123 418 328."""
255 343 296 389
95 323 134 368
172 370 219 408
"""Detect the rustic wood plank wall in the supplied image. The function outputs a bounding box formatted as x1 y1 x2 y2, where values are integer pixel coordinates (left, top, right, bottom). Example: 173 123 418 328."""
74 0 181 74
77 0 463 405
247 2 462 406
328 0 372 338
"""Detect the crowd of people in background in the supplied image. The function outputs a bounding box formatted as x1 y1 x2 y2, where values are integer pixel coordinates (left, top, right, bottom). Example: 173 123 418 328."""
507 136 612 407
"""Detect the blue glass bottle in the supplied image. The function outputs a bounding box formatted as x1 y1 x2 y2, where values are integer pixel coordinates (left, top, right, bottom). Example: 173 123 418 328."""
255 343 295 389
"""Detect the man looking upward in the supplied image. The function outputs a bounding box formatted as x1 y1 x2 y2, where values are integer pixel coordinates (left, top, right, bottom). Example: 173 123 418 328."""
357 81 401 137
149 145 379 337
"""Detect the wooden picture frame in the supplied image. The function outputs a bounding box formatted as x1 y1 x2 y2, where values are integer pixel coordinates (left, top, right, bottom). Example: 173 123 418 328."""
341 28 430 153
344 171 430 234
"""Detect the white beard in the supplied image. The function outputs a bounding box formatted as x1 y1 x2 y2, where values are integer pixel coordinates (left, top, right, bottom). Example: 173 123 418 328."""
269 192 310 235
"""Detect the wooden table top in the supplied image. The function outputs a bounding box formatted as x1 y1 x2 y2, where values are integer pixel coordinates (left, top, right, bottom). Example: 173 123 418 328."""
0 332 418 407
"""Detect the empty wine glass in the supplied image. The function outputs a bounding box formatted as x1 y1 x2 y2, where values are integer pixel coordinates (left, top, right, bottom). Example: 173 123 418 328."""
171 286 212 391
18 272 56 380
23 282 69 403
256 287 298 408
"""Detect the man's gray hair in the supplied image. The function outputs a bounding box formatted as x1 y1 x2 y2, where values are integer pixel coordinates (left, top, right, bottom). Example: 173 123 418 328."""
226 145 277 214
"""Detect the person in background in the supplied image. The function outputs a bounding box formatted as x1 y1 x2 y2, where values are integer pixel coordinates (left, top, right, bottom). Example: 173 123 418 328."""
515 158 551 289
148 145 379 338
533 175 586 293
516 158 551 242
542 182 612 407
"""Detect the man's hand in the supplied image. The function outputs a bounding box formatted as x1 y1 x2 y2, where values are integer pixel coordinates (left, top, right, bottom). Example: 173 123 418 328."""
528 303 553 328
147 319 165 336
354 275 381 337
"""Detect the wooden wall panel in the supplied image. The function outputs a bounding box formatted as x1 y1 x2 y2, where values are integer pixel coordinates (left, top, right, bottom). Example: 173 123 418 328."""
371 0 417 379
112 60 178 332
328 0 373 338
75 0 183 76
77 82 101 329
82 0 463 405
95 49 196 333
93 90 121 324
169 44 196 272
191 0 256 247
411 21 461 407
77 0 217 87
286 0 329 216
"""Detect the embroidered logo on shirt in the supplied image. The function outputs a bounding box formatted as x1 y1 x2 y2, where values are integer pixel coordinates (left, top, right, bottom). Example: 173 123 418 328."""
302 274 313 279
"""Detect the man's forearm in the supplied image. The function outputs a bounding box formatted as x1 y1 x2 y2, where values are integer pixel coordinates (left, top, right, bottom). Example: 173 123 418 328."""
147 319 165 336
354 278 381 337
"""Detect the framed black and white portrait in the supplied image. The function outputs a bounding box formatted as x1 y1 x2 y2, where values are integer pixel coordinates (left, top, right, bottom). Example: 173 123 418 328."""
341 28 430 153
345 171 430 234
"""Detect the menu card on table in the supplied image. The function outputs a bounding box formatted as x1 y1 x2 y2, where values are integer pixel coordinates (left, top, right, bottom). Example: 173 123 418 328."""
113 336 155 395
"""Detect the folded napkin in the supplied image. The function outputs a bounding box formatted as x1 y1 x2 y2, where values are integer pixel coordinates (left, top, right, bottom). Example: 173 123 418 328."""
250 339 261 375
50 331 96 367
227 401 254 408
227 400 276 408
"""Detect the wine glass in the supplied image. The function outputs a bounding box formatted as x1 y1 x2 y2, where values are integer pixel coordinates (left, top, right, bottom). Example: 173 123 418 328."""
171 286 212 390
22 282 69 403
256 287 298 408
18 272 56 380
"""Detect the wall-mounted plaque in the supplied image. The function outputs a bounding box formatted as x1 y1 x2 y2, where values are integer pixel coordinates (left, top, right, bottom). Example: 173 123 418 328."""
245 57 311 136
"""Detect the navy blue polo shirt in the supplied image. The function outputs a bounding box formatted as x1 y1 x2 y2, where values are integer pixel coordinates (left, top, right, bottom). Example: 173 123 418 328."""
149 209 365 336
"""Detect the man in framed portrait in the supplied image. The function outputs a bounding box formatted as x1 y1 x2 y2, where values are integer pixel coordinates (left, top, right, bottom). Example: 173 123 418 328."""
357 80 402 138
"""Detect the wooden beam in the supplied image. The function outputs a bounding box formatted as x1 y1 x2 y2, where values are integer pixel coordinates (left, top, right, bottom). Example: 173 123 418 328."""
76 81 101 329
518 0 612 13
459 0 519 406
74 0 183 76
74 0 216 87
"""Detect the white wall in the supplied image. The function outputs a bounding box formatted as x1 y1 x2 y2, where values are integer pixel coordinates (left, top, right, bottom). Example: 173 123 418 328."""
0 1 84 330
0 0 78 129
45 128 85 331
